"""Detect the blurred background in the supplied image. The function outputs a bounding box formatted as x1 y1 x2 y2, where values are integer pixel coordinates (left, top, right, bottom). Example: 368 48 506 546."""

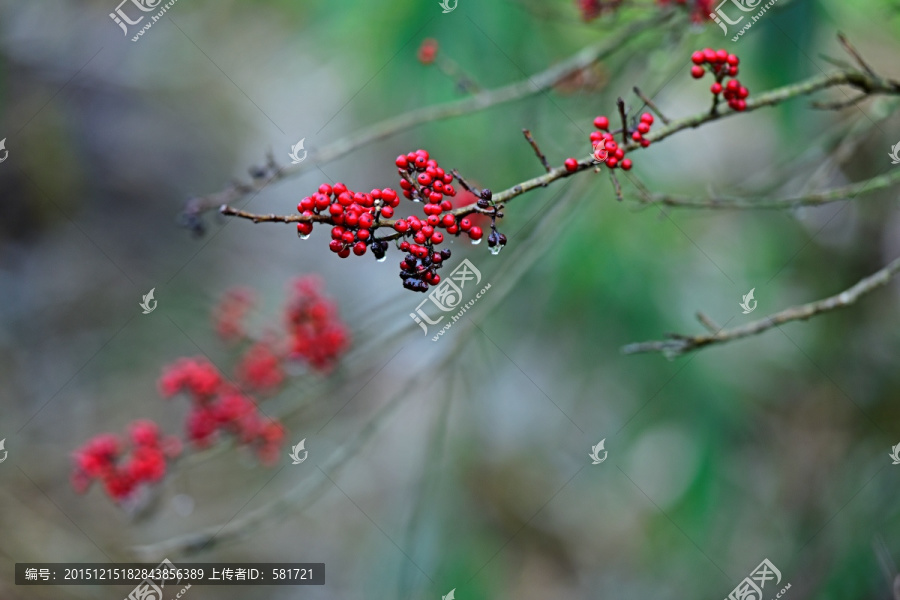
2 0 900 599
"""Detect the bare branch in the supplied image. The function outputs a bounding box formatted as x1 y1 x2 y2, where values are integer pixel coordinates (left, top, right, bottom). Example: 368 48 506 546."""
622 255 900 358
837 32 877 78
184 11 675 221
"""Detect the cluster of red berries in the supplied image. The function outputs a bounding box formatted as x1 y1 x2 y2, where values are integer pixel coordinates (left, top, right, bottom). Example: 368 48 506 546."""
284 276 350 371
577 0 624 20
71 421 181 502
236 341 285 393
657 0 713 25
159 357 285 465
691 48 749 111
563 112 655 173
296 182 399 260
394 149 489 291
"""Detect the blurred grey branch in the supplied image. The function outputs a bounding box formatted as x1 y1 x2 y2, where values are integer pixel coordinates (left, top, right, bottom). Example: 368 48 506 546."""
622 255 900 358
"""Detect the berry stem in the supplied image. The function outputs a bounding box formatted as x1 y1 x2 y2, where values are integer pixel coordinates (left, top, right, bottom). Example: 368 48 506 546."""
616 97 630 145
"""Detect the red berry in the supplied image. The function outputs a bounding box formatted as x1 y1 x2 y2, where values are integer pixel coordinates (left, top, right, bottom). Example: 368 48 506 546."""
333 183 348 195
710 82 722 94
691 51 705 65
318 184 332 196
337 247 351 258
593 116 609 130
381 206 394 218
716 49 728 62
459 218 472 231
605 157 618 168
297 222 313 236
328 203 343 216
431 232 444 244
395 155 409 169
637 122 650 134
605 140 618 151
341 231 355 244
564 158 578 172
632 131 643 141
394 219 409 233
468 226 483 240
727 54 739 66
590 131 604 142
353 242 367 256
738 86 749 99
358 213 374 229
442 214 456 227
640 113 654 125
703 48 716 63
691 65 705 79
357 229 370 241
621 158 632 170
640 139 651 148
329 240 343 253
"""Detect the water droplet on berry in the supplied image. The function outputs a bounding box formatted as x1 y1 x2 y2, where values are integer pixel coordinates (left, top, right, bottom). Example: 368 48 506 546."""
489 245 502 255
299 234 311 240
376 256 387 263
471 238 482 245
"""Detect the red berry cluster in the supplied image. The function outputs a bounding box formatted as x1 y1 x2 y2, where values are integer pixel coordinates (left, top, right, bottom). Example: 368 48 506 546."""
235 341 285 393
160 357 285 464
564 111 655 174
71 421 181 502
284 276 350 372
394 149 487 291
296 182 399 260
657 0 714 25
577 0 624 21
212 287 256 342
691 48 749 111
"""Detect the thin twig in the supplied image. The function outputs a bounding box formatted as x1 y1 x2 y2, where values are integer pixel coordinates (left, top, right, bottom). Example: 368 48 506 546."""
633 86 671 124
837 32 877 78
810 93 869 110
622 255 900 358
635 169 900 209
436 55 481 94
522 129 552 173
450 168 482 197
609 171 623 201
695 311 721 334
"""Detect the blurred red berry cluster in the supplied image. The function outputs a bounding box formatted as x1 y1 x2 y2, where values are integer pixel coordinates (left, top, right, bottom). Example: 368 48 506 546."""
691 48 749 111
71 421 181 501
284 276 350 372
579 0 713 25
71 276 350 504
